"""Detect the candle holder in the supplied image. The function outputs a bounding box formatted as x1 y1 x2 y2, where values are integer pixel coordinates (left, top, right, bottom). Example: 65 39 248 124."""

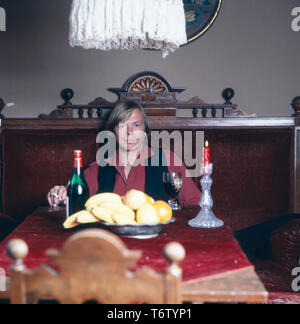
188 163 224 229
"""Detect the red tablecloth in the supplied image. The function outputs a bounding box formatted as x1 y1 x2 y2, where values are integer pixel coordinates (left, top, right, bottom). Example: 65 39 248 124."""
0 207 253 283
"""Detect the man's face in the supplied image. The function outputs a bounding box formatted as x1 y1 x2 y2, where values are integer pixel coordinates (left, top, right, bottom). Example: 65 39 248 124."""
114 109 146 152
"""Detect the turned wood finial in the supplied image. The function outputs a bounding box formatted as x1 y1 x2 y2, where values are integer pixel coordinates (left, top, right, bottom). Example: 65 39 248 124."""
0 98 4 110
163 242 185 304
6 239 28 271
222 88 235 104
291 96 300 117
164 242 185 266
0 97 5 118
61 88 74 105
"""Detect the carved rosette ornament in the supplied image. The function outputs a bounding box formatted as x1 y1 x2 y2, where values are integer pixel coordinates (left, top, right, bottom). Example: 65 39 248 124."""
128 77 168 94
108 71 185 103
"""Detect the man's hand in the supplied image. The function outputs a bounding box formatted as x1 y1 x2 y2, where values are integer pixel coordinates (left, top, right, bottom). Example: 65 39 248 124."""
47 186 67 207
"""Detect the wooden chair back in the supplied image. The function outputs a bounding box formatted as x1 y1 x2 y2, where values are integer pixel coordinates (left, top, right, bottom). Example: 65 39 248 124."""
6 229 185 304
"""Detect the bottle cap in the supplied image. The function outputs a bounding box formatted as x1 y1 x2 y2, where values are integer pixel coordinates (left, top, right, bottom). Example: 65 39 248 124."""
73 150 82 158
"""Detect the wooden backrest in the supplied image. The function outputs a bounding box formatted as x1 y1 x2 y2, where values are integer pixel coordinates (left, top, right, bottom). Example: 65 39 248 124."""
6 229 185 304
0 125 293 231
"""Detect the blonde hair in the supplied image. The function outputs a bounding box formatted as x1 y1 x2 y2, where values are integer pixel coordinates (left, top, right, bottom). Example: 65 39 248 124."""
106 101 150 136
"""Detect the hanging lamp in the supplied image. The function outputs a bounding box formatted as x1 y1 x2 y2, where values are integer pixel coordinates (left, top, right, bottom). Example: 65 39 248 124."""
69 0 187 58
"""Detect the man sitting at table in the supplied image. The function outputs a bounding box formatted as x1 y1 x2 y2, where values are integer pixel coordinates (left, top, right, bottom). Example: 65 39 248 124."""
47 101 201 207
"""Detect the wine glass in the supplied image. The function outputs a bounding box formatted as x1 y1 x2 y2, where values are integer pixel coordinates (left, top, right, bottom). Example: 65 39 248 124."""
163 172 183 211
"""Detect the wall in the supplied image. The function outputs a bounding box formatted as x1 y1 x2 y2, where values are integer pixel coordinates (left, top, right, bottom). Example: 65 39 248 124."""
0 0 299 118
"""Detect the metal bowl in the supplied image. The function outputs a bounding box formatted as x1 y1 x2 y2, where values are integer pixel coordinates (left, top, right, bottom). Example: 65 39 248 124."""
78 218 175 239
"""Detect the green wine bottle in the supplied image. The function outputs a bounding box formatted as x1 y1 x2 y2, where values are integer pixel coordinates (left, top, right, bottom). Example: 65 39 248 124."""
66 150 90 218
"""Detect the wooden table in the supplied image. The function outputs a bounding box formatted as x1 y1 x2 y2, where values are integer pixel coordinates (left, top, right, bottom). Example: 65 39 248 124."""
0 207 268 303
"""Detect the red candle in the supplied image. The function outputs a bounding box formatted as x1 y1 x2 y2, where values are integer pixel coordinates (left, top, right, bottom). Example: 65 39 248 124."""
203 140 210 166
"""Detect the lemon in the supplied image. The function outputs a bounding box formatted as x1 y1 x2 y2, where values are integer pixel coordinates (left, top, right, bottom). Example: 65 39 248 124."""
124 189 148 210
136 204 160 225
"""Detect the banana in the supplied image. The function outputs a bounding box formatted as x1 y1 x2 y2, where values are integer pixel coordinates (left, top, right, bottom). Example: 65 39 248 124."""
85 193 122 211
86 200 124 213
91 206 115 224
63 214 79 229
99 201 136 220
76 210 99 224
112 214 137 225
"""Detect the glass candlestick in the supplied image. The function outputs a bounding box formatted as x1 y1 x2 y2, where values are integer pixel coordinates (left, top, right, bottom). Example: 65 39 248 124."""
188 163 224 228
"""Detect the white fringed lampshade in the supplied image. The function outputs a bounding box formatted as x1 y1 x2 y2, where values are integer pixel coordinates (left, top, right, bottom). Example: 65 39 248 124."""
69 0 187 58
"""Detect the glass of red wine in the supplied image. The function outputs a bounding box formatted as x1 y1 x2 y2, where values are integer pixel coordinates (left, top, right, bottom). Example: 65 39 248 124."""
163 172 183 211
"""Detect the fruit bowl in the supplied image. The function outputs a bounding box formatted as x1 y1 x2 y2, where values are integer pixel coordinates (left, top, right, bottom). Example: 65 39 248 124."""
63 191 175 238
77 218 175 239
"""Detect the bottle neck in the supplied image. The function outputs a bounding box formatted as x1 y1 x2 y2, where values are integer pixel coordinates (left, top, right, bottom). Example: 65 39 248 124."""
73 157 83 175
